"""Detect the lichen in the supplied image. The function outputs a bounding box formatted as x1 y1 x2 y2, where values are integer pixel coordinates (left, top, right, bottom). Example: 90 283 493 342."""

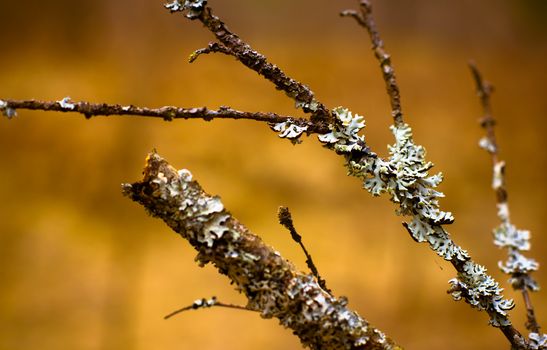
192 296 217 308
280 274 382 349
271 121 308 144
164 0 207 19
499 250 539 291
316 107 515 327
137 161 240 255
318 107 367 153
489 161 540 292
57 96 75 110
0 100 17 119
295 99 320 113
529 332 547 350
448 261 514 326
479 136 497 154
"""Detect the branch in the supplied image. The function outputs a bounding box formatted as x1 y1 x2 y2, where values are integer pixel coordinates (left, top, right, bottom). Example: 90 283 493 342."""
188 42 232 63
278 207 331 294
166 1 332 126
122 152 401 350
470 62 542 335
164 296 253 320
0 97 329 134
340 0 404 127
1 1 541 348
318 107 529 349
331 2 534 347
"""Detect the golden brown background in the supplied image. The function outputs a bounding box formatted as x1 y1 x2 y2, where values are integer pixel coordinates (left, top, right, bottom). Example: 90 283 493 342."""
0 1 546 349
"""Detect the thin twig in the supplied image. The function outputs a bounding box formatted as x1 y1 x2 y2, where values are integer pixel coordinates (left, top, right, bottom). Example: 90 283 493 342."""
341 0 404 127
0 98 329 134
189 42 232 63
469 62 497 155
164 296 253 320
278 207 331 293
178 5 332 126
470 61 541 335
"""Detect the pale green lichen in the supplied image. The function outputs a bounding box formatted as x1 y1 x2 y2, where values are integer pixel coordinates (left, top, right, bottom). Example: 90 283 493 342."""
448 261 514 326
145 166 239 254
281 274 382 349
192 296 217 308
164 0 207 19
479 136 497 154
318 107 366 153
316 107 514 327
57 96 75 110
529 332 547 350
487 158 539 292
271 121 308 144
0 100 17 119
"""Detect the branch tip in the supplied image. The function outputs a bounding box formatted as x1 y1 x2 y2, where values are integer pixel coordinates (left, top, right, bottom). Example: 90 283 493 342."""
342 0 404 126
277 206 330 293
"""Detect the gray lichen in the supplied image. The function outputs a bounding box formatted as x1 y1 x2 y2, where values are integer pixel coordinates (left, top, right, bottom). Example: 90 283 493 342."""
271 120 308 144
295 99 320 113
0 100 17 119
316 107 514 327
488 160 540 292
479 136 497 154
57 96 75 110
529 333 547 350
164 0 207 19
448 261 514 327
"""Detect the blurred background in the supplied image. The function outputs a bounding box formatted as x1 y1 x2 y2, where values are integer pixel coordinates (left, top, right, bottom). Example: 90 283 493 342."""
0 0 546 349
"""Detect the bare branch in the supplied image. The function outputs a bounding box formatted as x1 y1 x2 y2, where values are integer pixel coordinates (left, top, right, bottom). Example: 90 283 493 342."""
0 98 329 134
123 152 401 350
278 207 331 294
170 4 332 126
341 1 404 127
470 62 542 335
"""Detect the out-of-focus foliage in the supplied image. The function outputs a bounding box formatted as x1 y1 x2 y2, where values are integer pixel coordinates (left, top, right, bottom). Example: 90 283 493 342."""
0 1 545 349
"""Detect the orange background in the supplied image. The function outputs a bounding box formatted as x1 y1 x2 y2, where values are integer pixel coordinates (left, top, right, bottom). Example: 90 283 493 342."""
0 1 546 349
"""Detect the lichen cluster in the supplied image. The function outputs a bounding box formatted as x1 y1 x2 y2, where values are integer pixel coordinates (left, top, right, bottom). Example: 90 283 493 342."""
272 120 308 144
57 96 75 110
493 217 539 292
164 0 207 19
0 100 17 119
275 107 515 327
486 160 540 293
125 156 240 255
529 333 547 350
